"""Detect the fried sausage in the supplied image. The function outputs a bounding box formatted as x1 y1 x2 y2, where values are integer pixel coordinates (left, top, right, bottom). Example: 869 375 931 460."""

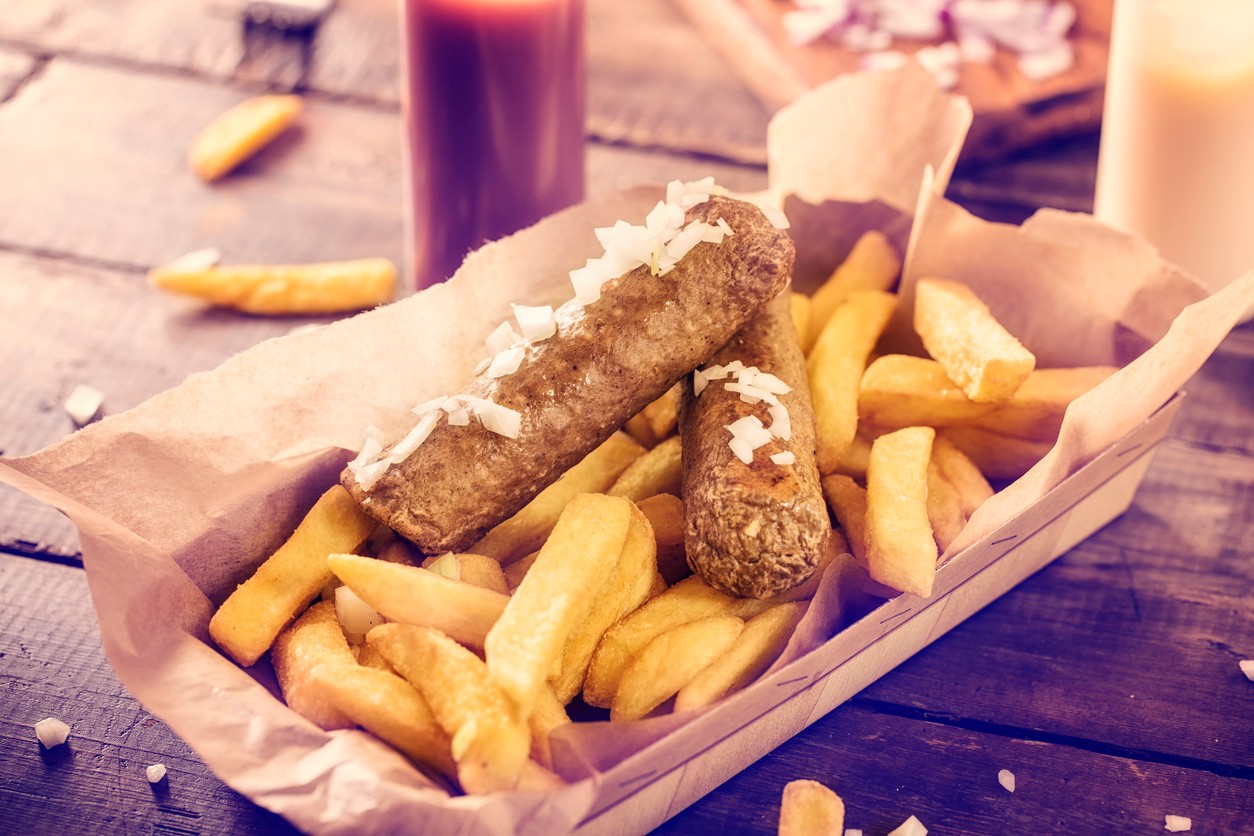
343 196 794 554
680 292 829 599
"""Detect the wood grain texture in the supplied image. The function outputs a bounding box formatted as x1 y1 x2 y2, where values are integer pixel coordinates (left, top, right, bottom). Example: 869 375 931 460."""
0 558 295 836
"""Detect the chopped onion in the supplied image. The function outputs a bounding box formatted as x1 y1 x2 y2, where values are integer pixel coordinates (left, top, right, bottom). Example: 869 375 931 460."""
487 344 526 379
474 398 522 439
886 815 928 836
759 204 791 230
64 383 104 427
717 217 735 236
726 415 773 449
411 395 450 416
750 371 791 395
768 401 792 440
511 303 557 341
445 406 470 426
388 410 440 464
347 427 384 472
1164 815 1192 832
428 552 461 580
1018 42 1074 81
728 436 755 464
725 381 779 406
1240 659 1254 681
693 369 710 397
335 585 383 641
998 768 1016 793
485 321 522 356
34 717 71 748
145 763 168 783
353 458 392 491
770 451 796 466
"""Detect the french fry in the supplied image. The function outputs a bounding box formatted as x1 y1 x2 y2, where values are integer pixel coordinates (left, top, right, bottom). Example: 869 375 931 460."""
551 502 657 704
355 640 395 673
790 292 812 353
914 277 1036 403
188 93 302 182
420 553 509 595
926 459 967 553
148 257 396 315
674 601 808 712
865 426 938 597
582 571 811 708
931 435 995 516
940 425 1054 481
328 553 508 649
528 683 571 769
643 385 681 442
470 432 645 563
611 615 745 721
637 493 689 585
503 549 538 592
486 494 633 716
271 601 356 730
607 436 682 502
859 354 995 429
820 474 869 569
778 780 845 836
367 624 531 795
313 665 457 782
807 291 898 474
830 430 874 480
807 230 901 350
968 365 1118 440
209 485 376 667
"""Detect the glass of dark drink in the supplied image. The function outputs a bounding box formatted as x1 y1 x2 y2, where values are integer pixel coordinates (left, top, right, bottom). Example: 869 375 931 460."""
400 0 586 290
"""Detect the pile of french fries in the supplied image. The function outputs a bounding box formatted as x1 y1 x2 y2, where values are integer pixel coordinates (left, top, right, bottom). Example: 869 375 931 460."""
206 228 1115 795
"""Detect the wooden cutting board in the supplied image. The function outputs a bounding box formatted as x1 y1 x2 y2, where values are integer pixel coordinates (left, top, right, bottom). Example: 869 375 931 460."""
671 0 1111 163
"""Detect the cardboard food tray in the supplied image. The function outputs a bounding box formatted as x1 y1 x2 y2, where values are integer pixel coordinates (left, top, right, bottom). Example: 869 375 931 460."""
3 66 1252 835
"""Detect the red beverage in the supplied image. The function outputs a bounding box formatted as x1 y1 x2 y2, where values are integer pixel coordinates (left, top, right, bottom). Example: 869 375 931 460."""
401 0 586 289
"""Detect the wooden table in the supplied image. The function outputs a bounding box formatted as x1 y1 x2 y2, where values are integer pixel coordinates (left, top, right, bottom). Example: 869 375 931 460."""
1 1 1251 833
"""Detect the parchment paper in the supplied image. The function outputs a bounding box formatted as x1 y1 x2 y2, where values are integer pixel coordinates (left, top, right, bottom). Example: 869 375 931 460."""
3 64 1252 835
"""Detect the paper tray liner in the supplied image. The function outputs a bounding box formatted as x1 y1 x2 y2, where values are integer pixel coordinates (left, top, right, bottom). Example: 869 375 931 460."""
2 66 1252 835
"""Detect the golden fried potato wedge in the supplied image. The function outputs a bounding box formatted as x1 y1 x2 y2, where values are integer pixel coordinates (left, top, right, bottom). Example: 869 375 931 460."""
807 291 898 474
420 552 509 595
188 93 301 182
271 601 356 730
914 278 1035 403
931 435 995 516
551 502 657 704
368 624 531 795
866 426 938 597
779 779 845 836
859 354 995 429
210 485 376 667
470 433 645 563
820 474 869 569
607 436 683 502
611 615 745 721
968 365 1118 440
486 494 633 716
314 664 457 782
674 601 808 712
940 425 1053 482
637 493 689 585
926 459 967 553
807 230 901 351
148 258 396 315
329 553 508 649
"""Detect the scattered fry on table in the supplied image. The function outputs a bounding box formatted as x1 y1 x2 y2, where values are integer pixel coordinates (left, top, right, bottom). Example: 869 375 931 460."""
189 94 302 182
778 779 846 836
148 257 397 315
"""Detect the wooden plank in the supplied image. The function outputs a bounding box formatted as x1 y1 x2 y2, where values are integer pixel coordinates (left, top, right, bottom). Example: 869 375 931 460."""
861 436 1254 769
0 58 404 270
4 555 1249 835
0 557 296 836
658 703 1253 835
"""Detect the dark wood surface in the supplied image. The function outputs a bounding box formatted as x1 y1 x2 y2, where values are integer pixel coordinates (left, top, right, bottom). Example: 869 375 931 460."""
1 1 1250 833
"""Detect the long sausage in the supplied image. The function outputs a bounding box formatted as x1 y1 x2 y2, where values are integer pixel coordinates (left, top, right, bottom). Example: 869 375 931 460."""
680 292 830 599
342 195 794 554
